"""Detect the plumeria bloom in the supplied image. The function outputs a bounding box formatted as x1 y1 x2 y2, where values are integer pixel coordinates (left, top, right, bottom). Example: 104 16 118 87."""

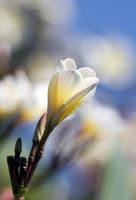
80 35 135 88
78 100 126 138
75 101 127 166
0 70 31 116
0 70 48 121
45 58 99 136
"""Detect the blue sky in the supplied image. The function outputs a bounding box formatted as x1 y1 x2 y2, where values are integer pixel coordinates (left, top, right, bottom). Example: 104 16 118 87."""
72 0 136 116
74 0 136 40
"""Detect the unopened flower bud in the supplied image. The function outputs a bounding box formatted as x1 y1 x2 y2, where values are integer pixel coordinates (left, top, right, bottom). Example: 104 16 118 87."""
33 113 46 144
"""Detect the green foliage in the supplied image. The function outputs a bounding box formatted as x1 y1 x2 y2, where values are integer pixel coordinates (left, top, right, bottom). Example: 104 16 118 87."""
99 141 132 200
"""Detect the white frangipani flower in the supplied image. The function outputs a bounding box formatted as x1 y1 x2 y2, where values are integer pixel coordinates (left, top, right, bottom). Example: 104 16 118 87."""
46 58 99 132
80 35 135 87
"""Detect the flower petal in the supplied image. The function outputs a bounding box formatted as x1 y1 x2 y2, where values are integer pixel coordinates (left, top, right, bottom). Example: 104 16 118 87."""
47 69 83 122
82 77 99 89
51 81 98 127
78 67 96 78
81 77 99 99
61 58 77 70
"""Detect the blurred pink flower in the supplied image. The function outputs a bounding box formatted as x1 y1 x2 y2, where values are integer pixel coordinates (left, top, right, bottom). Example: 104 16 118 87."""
0 188 13 200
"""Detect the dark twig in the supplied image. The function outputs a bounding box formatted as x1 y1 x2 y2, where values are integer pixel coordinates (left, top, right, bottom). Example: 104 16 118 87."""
7 138 27 200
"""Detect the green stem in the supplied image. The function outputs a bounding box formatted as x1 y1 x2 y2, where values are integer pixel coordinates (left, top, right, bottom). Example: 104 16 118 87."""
25 124 52 186
14 187 27 200
14 196 25 200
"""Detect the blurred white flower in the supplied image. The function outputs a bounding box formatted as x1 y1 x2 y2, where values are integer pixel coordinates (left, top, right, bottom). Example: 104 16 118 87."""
78 100 126 137
21 79 48 121
0 7 24 47
0 70 31 116
0 71 48 120
80 35 135 88
40 0 75 26
76 101 127 165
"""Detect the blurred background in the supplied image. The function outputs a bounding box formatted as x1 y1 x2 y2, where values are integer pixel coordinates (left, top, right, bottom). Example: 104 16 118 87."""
0 0 136 199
